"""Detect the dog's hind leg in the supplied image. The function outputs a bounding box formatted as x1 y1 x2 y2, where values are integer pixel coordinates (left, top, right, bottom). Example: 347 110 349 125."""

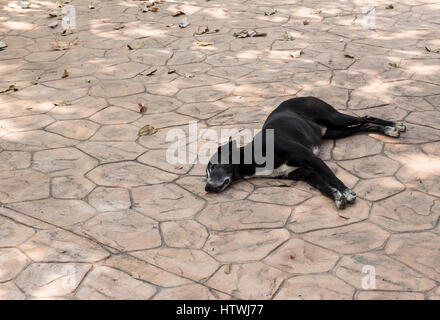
323 113 404 138
288 168 354 209
323 123 399 139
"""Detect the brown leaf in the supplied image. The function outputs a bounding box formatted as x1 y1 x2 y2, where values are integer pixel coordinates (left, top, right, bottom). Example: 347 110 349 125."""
283 31 294 41
138 125 158 136
425 46 440 53
344 54 354 59
113 24 125 30
195 26 219 35
290 50 302 58
233 30 267 38
338 212 350 220
138 102 147 113
224 264 231 274
264 8 277 16
52 38 78 51
386 4 394 9
302 20 309 25
195 26 209 35
53 101 71 106
0 85 17 94
172 10 185 17
61 69 69 78
48 10 60 17
150 6 158 12
145 68 157 76
196 41 213 47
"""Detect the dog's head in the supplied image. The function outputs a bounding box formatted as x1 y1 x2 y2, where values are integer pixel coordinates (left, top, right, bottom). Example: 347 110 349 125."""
205 139 240 193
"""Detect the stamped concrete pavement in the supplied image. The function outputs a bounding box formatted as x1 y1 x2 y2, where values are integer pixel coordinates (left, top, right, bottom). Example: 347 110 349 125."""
0 0 439 299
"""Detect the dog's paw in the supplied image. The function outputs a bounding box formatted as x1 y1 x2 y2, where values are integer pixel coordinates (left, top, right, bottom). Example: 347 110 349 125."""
333 190 347 210
394 121 406 132
384 126 400 138
343 188 356 204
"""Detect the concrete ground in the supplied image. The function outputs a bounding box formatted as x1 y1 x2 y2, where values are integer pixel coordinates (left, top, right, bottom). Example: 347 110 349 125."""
0 0 440 300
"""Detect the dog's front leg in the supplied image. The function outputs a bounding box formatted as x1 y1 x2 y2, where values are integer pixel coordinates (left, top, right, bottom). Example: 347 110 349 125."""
305 156 356 207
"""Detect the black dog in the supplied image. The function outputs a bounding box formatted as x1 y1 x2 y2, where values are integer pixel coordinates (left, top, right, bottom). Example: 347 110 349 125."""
205 96 405 209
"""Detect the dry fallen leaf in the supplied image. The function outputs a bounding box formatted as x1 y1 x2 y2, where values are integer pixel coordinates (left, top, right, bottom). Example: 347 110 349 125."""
283 31 294 41
338 212 350 220
54 101 71 106
61 29 74 36
233 29 267 38
195 26 219 35
425 46 440 53
0 84 18 94
264 8 277 16
344 54 354 59
138 102 147 113
113 23 125 30
224 264 231 274
179 17 190 28
303 20 309 25
138 125 158 136
173 10 185 17
268 180 291 187
290 50 302 58
388 62 398 68
145 68 157 76
196 41 213 47
48 11 60 17
0 40 7 50
386 4 394 9
150 6 158 12
52 38 78 51
61 69 69 78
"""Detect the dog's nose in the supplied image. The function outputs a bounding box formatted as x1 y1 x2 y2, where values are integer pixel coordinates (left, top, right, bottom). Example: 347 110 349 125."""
205 184 213 192
205 179 230 193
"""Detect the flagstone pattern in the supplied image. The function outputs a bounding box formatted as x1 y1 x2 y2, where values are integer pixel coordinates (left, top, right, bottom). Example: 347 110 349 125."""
0 0 439 300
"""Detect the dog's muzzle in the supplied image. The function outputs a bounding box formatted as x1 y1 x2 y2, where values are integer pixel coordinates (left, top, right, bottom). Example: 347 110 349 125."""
205 178 231 193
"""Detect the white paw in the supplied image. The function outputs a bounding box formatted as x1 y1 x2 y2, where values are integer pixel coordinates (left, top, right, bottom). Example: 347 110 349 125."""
333 190 347 210
343 188 356 204
385 126 400 138
394 121 406 132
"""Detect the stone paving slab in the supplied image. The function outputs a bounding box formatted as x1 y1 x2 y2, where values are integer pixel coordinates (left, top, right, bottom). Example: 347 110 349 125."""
0 0 439 300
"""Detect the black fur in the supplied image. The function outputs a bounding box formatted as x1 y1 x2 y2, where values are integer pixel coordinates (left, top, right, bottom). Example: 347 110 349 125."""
205 96 405 209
